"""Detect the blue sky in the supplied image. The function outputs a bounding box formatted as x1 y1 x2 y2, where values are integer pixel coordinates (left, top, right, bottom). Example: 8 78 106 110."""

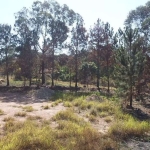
0 0 148 31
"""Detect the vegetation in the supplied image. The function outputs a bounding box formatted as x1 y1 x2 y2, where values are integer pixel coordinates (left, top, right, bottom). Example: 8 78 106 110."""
0 0 149 107
22 106 34 112
0 0 150 149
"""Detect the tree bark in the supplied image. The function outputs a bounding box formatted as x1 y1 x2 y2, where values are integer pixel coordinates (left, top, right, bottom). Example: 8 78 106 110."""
6 51 9 86
51 45 55 87
41 59 45 85
75 50 78 92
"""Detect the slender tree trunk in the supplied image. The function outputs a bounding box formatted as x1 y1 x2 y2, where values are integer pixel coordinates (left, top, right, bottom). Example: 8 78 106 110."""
29 77 32 87
69 68 72 91
6 52 9 86
129 76 133 108
75 50 78 92
24 77 26 87
51 45 55 87
41 59 45 85
97 55 100 92
97 67 100 92
107 59 110 93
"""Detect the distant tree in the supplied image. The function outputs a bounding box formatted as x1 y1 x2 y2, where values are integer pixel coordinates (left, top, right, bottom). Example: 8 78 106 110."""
79 62 97 87
0 24 14 86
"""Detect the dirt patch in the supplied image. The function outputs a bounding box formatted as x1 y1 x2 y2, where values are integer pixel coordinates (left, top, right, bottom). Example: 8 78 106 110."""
120 139 150 150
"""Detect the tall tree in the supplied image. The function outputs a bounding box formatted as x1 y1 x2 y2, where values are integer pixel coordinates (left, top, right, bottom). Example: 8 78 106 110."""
102 22 115 93
14 7 35 86
30 0 76 85
125 1 150 46
70 14 87 91
115 27 146 108
89 19 105 92
0 24 14 86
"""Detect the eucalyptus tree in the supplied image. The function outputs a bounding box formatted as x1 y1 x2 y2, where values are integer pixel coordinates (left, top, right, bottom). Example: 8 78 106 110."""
0 24 14 86
14 7 35 86
69 14 88 91
115 27 146 108
125 1 150 48
30 0 76 85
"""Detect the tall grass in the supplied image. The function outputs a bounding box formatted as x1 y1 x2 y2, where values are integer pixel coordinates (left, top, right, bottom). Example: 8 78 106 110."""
108 116 150 140
0 111 118 150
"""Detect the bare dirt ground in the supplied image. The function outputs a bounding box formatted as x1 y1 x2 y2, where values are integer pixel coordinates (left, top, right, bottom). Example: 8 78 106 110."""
0 90 149 150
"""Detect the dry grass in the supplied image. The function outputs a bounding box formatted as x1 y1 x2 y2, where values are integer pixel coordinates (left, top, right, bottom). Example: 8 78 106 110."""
14 112 27 117
42 105 49 109
0 111 118 150
3 117 15 122
22 106 34 112
27 115 42 121
0 109 4 115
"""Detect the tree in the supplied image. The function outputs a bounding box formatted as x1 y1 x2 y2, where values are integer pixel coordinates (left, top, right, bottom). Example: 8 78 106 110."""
14 7 35 86
115 27 146 108
30 0 76 85
89 19 105 92
125 1 150 45
0 24 14 86
101 22 115 93
69 14 87 91
79 62 97 87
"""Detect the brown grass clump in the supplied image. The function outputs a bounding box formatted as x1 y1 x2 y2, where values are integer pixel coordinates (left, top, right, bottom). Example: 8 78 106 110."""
14 112 27 117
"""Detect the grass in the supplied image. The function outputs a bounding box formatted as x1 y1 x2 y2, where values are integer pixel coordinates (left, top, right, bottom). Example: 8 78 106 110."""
3 117 15 122
0 109 4 115
3 120 24 133
0 91 149 149
14 112 27 117
104 116 112 123
88 114 97 122
22 106 34 112
0 111 118 150
27 115 42 121
90 108 98 116
63 101 72 107
42 105 50 109
51 99 62 107
108 116 150 140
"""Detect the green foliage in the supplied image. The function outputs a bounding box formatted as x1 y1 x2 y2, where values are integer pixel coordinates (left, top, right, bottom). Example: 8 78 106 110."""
109 117 150 140
114 27 146 106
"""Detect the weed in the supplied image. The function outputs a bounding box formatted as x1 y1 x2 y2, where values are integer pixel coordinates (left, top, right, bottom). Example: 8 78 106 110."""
43 105 49 109
104 116 112 123
14 112 27 117
27 115 42 121
99 112 109 118
0 109 4 115
23 106 34 112
3 117 15 122
88 115 97 122
90 108 98 116
108 117 150 140
63 101 72 107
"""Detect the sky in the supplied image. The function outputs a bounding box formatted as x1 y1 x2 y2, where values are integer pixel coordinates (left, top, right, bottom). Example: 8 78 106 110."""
0 0 149 31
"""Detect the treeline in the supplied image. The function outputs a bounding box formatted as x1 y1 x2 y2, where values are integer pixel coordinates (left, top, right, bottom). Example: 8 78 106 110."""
0 0 150 107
